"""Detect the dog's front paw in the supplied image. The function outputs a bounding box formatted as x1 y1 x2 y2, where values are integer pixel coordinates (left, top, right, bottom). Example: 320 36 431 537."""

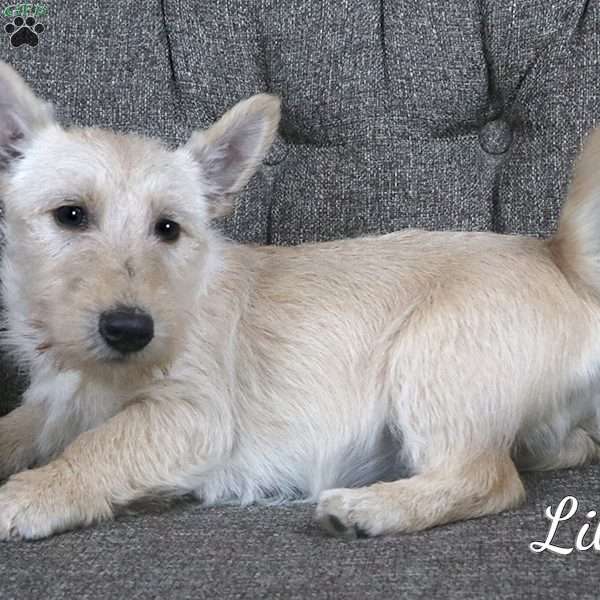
0 469 58 540
315 486 397 540
0 462 111 541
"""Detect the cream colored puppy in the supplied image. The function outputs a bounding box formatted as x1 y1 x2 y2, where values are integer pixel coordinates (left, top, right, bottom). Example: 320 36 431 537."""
0 61 598 541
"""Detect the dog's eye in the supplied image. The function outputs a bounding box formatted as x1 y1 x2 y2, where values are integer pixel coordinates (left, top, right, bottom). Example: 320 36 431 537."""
155 218 180 243
54 206 88 230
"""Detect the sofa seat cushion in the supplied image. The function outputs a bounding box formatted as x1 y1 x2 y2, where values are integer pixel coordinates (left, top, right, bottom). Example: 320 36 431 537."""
1 466 600 598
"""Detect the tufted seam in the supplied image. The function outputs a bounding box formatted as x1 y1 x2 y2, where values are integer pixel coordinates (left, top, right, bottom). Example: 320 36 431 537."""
159 0 189 146
508 0 593 117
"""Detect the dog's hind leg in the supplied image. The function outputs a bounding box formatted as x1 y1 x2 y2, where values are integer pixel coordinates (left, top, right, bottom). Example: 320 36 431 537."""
547 427 600 469
517 426 600 472
316 452 525 538
315 288 542 538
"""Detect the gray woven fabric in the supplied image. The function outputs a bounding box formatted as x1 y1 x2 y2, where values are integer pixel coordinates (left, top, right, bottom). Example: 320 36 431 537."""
1 1 600 597
166 0 599 242
1 467 600 599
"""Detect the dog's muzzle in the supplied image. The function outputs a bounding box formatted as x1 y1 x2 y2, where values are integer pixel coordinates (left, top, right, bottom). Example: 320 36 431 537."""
98 307 154 354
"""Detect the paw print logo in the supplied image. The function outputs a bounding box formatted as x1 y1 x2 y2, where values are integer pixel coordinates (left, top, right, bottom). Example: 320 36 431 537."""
5 16 44 47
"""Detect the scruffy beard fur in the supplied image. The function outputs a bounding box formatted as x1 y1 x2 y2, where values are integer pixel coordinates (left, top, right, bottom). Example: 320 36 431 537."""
0 62 600 542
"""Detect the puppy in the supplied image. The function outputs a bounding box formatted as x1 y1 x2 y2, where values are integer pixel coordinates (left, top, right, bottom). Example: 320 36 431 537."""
0 60 598 541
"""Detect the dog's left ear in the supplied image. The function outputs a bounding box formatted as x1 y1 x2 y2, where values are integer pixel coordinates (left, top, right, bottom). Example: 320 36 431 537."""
0 61 55 170
184 94 281 217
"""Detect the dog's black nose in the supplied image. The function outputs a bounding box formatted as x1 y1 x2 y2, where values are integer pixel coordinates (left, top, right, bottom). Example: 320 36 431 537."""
99 308 154 354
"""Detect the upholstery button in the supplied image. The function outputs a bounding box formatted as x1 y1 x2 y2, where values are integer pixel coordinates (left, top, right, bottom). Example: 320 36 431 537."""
479 119 513 155
264 134 288 166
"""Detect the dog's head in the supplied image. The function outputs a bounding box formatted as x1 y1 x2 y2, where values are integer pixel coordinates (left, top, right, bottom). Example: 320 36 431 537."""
0 62 279 376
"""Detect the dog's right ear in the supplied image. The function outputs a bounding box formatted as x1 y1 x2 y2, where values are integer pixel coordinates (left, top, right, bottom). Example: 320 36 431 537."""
0 62 54 169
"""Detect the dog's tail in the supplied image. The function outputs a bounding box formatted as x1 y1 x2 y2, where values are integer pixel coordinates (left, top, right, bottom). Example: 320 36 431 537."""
551 128 600 292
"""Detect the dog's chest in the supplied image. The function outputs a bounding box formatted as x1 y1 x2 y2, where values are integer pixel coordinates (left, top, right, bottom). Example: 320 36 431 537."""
27 371 125 462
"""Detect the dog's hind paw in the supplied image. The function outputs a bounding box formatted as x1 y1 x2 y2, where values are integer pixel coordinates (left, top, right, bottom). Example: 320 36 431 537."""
315 487 392 540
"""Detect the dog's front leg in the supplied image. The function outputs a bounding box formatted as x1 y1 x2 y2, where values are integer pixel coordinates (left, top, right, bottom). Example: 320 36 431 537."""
0 404 44 481
0 392 226 541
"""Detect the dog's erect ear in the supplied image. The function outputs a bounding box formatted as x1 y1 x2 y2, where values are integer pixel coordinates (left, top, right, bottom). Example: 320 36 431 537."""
0 61 54 169
185 94 281 217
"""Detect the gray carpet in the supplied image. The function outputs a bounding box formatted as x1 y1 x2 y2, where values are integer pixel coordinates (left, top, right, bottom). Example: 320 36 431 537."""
1 466 598 599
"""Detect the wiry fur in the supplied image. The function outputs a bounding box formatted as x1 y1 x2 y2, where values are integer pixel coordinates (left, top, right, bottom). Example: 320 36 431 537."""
0 62 600 540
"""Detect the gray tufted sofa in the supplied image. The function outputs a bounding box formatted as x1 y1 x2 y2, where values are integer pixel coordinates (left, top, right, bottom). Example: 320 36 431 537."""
1 1 600 598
